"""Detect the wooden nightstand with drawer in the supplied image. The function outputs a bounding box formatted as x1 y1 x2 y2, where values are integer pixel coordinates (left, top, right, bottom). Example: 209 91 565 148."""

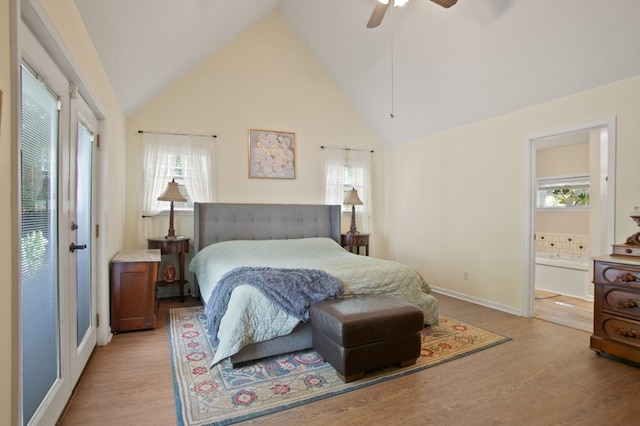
147 237 190 302
591 255 640 363
341 233 370 256
110 249 161 333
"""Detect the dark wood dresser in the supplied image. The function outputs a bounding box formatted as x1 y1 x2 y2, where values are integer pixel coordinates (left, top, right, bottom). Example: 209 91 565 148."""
110 249 161 333
591 255 640 363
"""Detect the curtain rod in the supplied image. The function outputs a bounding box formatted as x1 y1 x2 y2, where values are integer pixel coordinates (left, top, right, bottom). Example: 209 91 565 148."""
138 130 217 138
320 145 374 153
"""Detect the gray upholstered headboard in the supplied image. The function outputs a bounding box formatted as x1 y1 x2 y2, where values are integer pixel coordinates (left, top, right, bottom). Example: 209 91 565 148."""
193 203 342 253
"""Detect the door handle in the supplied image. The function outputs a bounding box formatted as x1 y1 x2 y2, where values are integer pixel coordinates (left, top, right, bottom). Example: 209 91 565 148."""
70 243 87 253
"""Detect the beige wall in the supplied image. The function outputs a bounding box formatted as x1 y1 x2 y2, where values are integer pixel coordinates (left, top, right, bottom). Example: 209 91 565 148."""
2 0 13 423
125 12 386 255
536 142 589 234
536 142 589 176
386 75 640 311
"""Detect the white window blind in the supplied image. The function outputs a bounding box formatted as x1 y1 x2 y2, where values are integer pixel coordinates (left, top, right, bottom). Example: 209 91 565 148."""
20 65 60 425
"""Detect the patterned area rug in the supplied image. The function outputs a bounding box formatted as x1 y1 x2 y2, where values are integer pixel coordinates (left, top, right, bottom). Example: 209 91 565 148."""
169 306 510 425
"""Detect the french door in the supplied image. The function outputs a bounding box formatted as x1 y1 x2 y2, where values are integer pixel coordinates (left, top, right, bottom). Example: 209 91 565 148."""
20 24 97 426
69 94 98 385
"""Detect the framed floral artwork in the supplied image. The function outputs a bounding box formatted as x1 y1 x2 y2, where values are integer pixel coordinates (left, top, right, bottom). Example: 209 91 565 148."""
248 128 296 179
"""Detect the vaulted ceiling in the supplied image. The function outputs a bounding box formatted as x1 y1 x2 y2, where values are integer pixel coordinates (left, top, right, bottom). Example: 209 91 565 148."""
74 0 640 145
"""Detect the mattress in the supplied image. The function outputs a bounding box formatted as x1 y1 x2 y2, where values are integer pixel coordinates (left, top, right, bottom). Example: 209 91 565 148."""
189 237 439 365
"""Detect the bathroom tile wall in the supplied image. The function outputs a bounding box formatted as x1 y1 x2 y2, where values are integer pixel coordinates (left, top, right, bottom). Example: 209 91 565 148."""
535 232 589 256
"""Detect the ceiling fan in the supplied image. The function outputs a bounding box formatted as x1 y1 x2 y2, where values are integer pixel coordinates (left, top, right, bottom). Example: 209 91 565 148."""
367 0 458 28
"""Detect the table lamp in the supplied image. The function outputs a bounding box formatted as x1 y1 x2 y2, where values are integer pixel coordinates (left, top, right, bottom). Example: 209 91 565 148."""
344 187 363 234
157 178 187 239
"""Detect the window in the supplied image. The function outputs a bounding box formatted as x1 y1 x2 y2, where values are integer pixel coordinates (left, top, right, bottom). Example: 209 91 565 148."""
157 153 193 209
340 163 361 213
140 133 215 215
323 146 372 233
537 175 590 209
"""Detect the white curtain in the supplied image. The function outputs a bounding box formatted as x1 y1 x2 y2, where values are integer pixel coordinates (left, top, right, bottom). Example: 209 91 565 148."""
323 146 372 234
350 149 372 234
139 133 216 246
323 146 347 206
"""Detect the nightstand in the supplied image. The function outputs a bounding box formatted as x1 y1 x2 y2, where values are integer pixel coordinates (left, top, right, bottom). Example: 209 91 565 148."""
341 233 370 256
110 249 160 332
147 237 190 302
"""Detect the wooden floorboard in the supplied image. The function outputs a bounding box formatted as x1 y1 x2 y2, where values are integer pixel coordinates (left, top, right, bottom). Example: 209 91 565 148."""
534 291 593 333
58 293 639 426
58 297 202 426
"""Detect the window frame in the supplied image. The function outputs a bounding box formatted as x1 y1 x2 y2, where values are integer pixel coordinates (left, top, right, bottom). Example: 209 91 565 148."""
340 162 363 213
140 134 214 215
536 174 590 210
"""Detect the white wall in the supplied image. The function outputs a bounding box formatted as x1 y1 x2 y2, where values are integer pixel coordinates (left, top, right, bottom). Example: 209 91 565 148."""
124 12 386 255
386 75 640 313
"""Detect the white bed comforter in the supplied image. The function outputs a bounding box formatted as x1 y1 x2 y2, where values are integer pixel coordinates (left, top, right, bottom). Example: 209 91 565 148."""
189 237 439 365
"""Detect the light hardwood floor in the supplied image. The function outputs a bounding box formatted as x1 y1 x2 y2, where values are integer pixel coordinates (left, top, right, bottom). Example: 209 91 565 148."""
534 289 593 332
59 293 639 425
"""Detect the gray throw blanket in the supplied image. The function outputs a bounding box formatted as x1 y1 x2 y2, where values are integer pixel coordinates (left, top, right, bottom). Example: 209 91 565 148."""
204 266 344 339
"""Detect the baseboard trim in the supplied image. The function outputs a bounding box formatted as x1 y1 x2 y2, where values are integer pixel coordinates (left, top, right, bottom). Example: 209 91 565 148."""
431 286 523 317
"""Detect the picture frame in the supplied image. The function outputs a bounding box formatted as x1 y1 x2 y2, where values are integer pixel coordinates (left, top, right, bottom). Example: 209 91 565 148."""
248 128 296 179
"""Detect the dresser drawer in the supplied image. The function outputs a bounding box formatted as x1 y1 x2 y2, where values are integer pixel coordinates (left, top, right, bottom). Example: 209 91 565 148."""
598 285 640 321
612 244 640 257
594 261 640 287
598 313 640 350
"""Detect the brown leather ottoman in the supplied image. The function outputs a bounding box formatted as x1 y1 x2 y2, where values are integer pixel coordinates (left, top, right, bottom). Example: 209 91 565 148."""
310 294 424 383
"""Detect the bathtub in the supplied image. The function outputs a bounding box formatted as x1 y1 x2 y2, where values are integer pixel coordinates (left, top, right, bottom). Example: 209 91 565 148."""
535 252 591 300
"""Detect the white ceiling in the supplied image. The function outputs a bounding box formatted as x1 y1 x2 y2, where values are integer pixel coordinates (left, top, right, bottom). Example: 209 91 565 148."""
74 0 640 146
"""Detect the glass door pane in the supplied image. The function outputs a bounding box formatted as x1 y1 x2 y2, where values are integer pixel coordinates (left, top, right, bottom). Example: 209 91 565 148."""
20 66 60 425
75 122 93 345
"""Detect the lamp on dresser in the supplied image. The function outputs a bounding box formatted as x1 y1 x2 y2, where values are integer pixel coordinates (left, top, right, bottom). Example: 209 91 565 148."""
157 178 187 239
344 187 363 234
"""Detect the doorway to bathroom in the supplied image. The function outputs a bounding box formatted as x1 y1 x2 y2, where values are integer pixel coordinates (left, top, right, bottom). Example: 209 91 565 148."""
524 118 616 331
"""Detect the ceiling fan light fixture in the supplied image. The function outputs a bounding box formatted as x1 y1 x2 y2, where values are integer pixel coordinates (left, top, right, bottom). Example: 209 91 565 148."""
377 0 410 7
430 0 458 8
369 0 455 29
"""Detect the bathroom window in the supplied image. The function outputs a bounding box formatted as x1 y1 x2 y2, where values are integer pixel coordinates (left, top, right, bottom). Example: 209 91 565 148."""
537 175 590 209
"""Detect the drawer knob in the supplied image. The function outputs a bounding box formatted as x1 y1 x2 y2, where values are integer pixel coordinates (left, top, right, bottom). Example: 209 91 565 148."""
618 327 639 339
616 272 638 282
617 299 639 309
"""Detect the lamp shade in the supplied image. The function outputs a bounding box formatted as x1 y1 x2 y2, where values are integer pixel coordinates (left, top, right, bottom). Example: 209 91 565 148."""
157 179 187 203
343 188 363 206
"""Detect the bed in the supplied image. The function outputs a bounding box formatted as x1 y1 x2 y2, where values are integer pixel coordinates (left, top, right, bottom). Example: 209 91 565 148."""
190 202 439 367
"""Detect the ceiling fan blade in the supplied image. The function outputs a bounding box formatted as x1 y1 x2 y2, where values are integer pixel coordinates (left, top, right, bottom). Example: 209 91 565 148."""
366 1 391 28
431 0 458 8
